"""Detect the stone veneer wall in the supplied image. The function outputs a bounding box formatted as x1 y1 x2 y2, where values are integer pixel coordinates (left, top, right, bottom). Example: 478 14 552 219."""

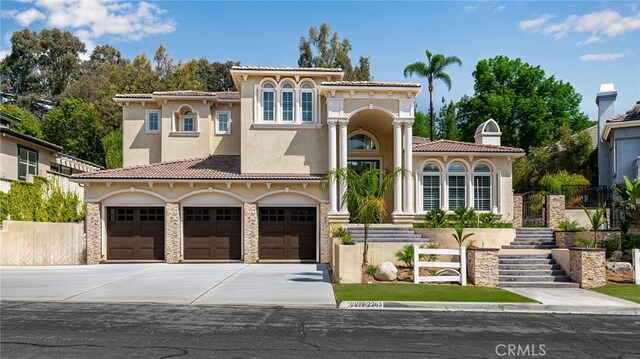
466 248 499 288
555 231 577 248
569 248 606 289
86 202 102 265
512 194 523 228
243 203 259 263
165 203 181 263
546 194 565 229
319 203 330 263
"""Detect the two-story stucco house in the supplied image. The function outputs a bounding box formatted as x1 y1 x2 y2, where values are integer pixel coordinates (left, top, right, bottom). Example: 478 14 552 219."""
72 66 524 264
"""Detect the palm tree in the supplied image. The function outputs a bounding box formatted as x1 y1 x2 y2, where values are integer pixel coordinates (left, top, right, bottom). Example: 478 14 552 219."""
322 168 400 267
404 50 462 140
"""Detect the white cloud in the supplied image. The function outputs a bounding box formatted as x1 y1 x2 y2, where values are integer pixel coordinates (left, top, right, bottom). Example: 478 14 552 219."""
7 0 176 51
0 49 10 60
518 14 554 30
464 5 478 14
494 5 506 13
579 53 625 61
15 8 46 26
520 9 640 43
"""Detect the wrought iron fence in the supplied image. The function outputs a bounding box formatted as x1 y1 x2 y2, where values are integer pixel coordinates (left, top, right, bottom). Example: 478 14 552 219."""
522 191 546 227
561 185 612 209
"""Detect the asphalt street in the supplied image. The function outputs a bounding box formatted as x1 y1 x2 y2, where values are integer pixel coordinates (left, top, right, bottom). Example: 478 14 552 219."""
1 301 639 359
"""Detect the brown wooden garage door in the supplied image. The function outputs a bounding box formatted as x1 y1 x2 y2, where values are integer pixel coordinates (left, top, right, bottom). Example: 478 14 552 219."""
107 207 165 260
259 207 316 260
183 207 242 260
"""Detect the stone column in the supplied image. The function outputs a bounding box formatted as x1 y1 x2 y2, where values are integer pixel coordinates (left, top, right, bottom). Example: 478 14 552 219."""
393 120 403 214
546 194 565 228
403 121 414 214
85 202 102 265
319 203 331 263
243 203 259 263
466 248 499 288
165 202 181 263
327 119 338 213
338 120 349 214
513 194 523 228
569 247 606 289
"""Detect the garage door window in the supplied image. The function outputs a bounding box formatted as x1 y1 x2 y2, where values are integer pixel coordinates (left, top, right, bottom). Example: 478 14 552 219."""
261 208 285 221
140 208 164 221
216 208 240 221
291 208 315 221
185 208 210 221
109 208 134 221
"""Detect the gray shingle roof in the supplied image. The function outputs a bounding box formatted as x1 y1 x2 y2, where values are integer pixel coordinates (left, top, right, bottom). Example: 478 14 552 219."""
608 101 640 123
72 156 323 181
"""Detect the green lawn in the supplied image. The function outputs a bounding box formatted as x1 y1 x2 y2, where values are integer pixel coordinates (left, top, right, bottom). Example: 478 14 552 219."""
591 284 640 304
333 284 538 303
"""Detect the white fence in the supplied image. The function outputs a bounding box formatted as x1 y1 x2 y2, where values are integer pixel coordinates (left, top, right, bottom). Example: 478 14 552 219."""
634 249 639 285
413 246 466 285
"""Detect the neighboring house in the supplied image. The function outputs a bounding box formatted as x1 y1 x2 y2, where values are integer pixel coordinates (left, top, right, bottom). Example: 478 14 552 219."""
0 111 102 197
596 84 640 187
72 66 524 264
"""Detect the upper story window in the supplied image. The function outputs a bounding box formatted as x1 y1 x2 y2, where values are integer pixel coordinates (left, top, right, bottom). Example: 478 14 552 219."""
348 133 378 151
18 145 38 180
282 83 294 122
146 110 160 133
215 111 231 135
262 83 275 121
172 106 199 134
301 82 313 122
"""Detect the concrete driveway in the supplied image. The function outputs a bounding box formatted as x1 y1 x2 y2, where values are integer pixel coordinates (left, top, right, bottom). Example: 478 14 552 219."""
0 263 336 308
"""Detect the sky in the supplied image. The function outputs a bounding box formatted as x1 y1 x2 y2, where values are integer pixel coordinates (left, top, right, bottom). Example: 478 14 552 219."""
1 1 639 125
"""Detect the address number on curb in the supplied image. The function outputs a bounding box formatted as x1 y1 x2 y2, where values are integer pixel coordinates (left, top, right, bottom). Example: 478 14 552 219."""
343 301 384 309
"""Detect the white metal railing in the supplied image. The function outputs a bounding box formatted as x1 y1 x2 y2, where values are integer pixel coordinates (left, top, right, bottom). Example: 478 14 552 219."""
634 249 639 285
414 246 466 285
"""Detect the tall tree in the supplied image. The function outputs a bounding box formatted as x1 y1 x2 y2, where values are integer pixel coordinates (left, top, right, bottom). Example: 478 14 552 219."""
404 50 462 140
412 111 431 139
298 23 371 81
456 56 592 150
153 43 174 81
0 104 43 138
195 59 239 92
436 98 461 141
39 29 86 98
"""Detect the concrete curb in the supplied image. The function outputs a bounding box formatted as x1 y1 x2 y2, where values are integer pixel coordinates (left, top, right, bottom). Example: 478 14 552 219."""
338 301 640 315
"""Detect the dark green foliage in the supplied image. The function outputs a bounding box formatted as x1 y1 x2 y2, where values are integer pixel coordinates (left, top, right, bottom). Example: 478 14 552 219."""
457 56 592 150
600 236 621 259
298 23 370 81
452 206 476 227
365 265 377 275
437 98 461 140
0 103 43 138
556 218 582 231
102 129 123 169
415 208 512 229
412 111 430 138
424 209 448 228
1 177 83 222
539 171 590 194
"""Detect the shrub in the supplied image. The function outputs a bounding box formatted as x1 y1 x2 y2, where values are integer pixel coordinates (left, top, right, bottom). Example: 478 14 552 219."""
331 225 354 244
609 251 623 262
423 209 448 228
365 265 377 275
572 237 592 248
395 242 440 267
600 235 621 258
556 218 582 231
452 224 474 248
539 170 590 194
452 206 476 227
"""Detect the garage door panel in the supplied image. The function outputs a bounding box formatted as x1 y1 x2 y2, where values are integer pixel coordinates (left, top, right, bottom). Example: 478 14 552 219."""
107 207 165 261
259 208 316 260
183 207 241 260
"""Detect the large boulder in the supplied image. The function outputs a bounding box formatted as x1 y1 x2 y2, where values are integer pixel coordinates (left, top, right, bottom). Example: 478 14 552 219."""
606 262 633 272
374 262 397 281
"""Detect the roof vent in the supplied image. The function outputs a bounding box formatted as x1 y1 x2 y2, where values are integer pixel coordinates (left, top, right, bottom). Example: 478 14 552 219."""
474 119 501 146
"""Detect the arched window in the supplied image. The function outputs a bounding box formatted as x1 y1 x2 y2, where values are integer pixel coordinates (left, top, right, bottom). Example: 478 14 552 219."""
473 163 492 211
423 163 441 211
300 83 313 122
173 106 198 132
262 83 275 121
348 133 377 150
448 162 466 210
281 83 294 122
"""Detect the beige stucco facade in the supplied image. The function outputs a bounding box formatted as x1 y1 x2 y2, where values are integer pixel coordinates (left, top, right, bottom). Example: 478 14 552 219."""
75 66 523 264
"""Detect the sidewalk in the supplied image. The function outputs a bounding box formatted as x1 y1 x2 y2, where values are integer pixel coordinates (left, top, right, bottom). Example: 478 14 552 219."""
338 287 640 315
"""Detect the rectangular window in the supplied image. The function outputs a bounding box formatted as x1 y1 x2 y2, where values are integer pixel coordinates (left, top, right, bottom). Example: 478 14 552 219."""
301 92 313 122
263 92 274 121
474 176 491 211
183 117 194 132
50 163 73 176
347 159 380 175
18 146 38 180
185 208 210 222
282 92 294 121
216 112 231 135
423 176 441 211
146 110 160 133
448 175 466 209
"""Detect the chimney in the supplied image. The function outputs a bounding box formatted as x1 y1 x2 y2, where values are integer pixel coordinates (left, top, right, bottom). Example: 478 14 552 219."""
596 83 617 187
474 119 501 146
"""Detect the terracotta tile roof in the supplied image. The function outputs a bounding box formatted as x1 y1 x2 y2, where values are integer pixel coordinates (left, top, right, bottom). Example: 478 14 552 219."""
113 94 153 99
608 101 640 123
412 136 430 145
113 91 240 100
413 139 524 153
321 81 421 88
153 90 216 97
216 92 240 100
72 156 323 181
232 66 343 72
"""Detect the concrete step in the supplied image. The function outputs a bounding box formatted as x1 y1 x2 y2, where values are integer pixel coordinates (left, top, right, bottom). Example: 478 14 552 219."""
499 264 562 270
510 241 556 245
513 235 555 239
350 233 423 238
500 283 579 288
498 270 567 276
499 275 572 282
499 254 551 259
352 238 426 243
499 258 556 264
501 245 558 249
516 229 554 233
